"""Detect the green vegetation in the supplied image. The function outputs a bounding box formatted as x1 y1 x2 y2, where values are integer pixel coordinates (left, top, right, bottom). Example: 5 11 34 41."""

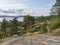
0 0 60 39
39 24 47 33
0 15 48 39
49 17 60 30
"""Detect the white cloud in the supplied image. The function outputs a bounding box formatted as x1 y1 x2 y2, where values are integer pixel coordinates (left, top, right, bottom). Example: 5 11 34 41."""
0 0 35 17
0 0 32 16
0 3 28 9
0 0 30 9
0 6 33 16
0 0 24 4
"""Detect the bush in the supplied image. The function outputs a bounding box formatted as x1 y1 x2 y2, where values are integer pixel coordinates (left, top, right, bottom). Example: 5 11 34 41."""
6 28 11 37
29 27 39 33
39 24 47 33
0 31 4 39
49 17 60 30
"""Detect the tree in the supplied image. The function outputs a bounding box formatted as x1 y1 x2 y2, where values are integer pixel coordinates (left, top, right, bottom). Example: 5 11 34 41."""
11 18 19 26
19 21 23 27
23 15 35 33
23 15 35 28
51 0 60 16
35 16 46 23
1 19 8 37
10 18 19 35
49 0 60 32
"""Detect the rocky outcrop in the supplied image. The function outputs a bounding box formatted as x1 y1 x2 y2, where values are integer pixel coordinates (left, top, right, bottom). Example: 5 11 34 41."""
1 34 60 45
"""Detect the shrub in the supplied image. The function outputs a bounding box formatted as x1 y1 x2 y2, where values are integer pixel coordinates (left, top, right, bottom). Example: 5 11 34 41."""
49 17 60 30
6 28 11 37
0 31 4 39
39 24 47 33
29 27 39 33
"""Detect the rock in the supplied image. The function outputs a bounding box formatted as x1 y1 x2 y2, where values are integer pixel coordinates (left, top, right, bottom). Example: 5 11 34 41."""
1 34 60 45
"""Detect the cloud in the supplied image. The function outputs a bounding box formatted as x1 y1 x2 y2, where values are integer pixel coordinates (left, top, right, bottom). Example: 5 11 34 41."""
0 8 34 16
0 9 25 16
0 0 31 5
0 0 38 16
0 0 33 16
0 0 32 16
0 0 43 17
0 0 28 4
0 3 29 9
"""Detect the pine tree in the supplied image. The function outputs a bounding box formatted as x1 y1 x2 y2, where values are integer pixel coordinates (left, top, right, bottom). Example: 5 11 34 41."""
10 18 19 35
51 0 60 16
1 19 8 37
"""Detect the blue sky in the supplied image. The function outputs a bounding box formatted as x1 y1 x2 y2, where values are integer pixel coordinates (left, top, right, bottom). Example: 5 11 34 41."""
24 0 56 16
0 0 56 16
0 0 56 21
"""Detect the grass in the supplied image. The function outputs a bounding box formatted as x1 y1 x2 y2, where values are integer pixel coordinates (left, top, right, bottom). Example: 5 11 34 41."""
0 38 8 44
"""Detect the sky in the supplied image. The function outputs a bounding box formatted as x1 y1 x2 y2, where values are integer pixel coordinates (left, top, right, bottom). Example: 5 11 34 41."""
0 0 56 21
